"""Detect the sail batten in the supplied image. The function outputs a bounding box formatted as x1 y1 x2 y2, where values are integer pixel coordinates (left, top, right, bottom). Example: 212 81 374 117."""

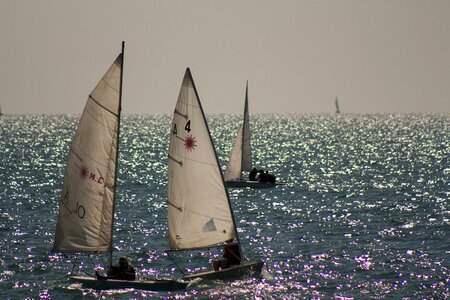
167 69 236 250
52 52 123 254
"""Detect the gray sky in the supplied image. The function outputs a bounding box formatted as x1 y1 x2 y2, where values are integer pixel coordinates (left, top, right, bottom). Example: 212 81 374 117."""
1 0 449 114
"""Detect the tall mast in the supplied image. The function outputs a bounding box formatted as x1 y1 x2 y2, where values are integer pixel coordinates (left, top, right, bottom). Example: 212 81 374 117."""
109 41 125 267
187 68 245 263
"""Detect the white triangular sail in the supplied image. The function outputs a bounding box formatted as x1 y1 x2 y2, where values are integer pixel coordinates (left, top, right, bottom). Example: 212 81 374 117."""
224 81 252 181
167 68 236 250
53 52 123 253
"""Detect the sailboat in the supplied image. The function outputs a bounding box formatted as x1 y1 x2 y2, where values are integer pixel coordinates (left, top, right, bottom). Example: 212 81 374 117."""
52 42 187 291
335 97 341 114
224 81 284 188
167 68 263 280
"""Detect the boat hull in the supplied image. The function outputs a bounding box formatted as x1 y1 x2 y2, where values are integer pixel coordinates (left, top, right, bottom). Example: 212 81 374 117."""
182 260 264 281
70 276 188 291
225 180 285 188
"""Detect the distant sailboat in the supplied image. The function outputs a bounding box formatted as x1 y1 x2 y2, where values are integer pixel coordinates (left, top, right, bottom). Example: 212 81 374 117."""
335 97 341 114
224 81 284 188
167 69 263 280
52 42 187 291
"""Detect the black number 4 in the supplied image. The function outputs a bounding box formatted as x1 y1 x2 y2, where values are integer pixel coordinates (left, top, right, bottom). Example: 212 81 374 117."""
185 120 191 132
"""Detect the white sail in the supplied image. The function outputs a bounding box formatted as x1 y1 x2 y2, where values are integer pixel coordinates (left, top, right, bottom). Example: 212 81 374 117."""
53 53 123 253
223 125 244 181
167 68 236 250
224 81 252 181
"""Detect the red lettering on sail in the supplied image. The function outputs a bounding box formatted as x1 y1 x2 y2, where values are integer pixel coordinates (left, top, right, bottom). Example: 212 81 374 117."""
77 164 104 185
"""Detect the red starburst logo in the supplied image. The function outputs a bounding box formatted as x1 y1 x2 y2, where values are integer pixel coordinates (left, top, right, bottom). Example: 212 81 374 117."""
79 164 89 181
184 134 197 151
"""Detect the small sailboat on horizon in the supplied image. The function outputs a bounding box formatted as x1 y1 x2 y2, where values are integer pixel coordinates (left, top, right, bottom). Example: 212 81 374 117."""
167 69 263 281
224 81 284 188
335 97 341 114
52 42 188 291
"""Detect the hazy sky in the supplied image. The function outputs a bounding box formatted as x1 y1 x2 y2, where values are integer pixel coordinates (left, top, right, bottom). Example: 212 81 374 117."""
1 0 449 114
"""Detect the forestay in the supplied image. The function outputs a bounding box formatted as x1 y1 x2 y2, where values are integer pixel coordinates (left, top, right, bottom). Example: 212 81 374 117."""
53 54 122 253
167 68 236 250
224 81 252 181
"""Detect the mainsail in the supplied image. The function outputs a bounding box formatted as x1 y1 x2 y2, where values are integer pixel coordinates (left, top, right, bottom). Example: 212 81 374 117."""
53 50 123 253
224 81 252 181
167 68 236 250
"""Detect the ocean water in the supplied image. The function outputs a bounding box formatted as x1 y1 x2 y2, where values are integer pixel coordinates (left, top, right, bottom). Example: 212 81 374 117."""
0 113 449 299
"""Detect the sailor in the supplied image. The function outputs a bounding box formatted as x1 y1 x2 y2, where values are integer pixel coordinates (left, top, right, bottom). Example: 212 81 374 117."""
213 240 241 271
96 256 136 280
267 172 276 183
255 169 264 181
249 167 258 181
259 171 269 183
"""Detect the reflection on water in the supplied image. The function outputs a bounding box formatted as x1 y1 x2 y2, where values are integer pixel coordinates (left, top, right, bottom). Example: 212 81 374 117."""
0 113 448 298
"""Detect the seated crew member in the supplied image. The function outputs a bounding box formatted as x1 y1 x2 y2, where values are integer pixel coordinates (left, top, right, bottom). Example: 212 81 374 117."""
249 167 258 181
213 240 242 271
259 171 269 183
96 256 136 280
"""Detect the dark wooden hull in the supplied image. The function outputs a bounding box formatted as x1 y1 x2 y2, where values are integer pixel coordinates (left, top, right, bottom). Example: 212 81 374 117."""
70 276 188 291
225 180 285 188
182 260 264 281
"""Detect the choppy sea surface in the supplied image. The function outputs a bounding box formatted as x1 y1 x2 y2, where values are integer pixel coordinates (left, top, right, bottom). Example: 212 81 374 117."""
0 113 449 299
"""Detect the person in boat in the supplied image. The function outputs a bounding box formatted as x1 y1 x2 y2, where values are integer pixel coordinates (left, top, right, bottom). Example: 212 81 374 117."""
96 256 136 280
213 240 242 271
249 167 258 181
259 170 276 183
259 170 269 183
255 169 264 181
267 172 276 183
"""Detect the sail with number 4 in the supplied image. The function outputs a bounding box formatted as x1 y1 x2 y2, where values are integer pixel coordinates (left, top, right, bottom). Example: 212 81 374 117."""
224 81 252 181
167 68 237 250
52 49 123 254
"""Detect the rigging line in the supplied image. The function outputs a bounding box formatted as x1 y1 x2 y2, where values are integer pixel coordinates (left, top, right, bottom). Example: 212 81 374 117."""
88 255 97 270
166 252 186 276
64 253 78 276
